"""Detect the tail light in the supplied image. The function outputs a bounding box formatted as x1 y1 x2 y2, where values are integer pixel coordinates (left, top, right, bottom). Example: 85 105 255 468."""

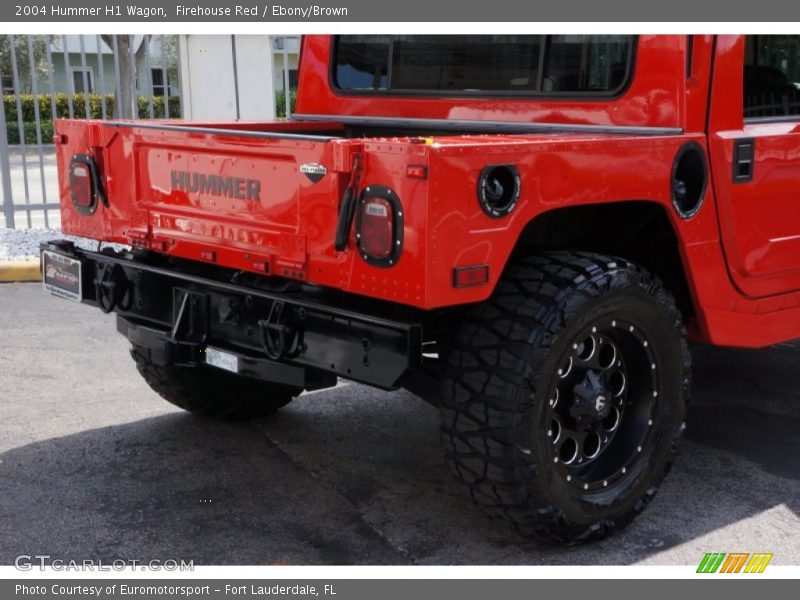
360 198 392 256
69 155 106 216
355 186 403 267
70 163 94 211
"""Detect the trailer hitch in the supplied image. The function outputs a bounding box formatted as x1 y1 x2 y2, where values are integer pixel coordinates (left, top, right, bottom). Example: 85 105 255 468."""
258 301 306 361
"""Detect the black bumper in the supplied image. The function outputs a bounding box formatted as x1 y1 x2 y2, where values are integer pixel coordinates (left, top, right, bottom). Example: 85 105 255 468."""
41 241 423 390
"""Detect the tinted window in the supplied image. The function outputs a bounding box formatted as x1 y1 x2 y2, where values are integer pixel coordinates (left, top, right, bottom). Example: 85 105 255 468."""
334 35 634 96
151 68 165 96
543 35 631 92
71 69 93 94
744 35 800 118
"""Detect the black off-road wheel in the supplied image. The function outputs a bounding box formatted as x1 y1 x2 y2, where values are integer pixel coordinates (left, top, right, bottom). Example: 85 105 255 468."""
440 251 690 542
131 346 301 420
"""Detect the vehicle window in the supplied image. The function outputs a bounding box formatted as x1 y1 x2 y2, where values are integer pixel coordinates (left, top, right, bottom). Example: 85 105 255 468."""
333 35 634 96
543 35 631 92
744 35 800 118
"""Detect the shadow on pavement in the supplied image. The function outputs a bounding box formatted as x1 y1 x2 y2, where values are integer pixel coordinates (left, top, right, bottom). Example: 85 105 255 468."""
0 344 797 565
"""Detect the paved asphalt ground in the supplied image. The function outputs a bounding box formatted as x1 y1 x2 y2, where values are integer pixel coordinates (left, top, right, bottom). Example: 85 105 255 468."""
0 282 798 565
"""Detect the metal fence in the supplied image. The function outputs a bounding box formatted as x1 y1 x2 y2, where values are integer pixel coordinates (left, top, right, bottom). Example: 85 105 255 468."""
744 91 800 118
0 34 298 231
0 34 183 230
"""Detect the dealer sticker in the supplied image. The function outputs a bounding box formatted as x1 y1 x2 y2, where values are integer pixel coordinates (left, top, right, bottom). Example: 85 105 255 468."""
42 250 82 302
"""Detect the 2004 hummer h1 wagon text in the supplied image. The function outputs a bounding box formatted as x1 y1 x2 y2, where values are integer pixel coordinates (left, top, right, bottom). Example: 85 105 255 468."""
42 35 800 542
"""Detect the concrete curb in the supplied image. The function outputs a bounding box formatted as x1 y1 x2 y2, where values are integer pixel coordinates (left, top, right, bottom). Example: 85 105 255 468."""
0 259 40 282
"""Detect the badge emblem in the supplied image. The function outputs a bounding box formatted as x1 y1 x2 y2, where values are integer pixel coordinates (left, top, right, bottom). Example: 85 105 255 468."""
300 163 328 183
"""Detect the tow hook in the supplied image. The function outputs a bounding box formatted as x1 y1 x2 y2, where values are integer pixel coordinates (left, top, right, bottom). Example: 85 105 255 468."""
94 263 132 314
258 301 307 360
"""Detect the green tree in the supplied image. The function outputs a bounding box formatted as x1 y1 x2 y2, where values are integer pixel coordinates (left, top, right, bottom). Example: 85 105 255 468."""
0 35 51 93
161 35 180 99
99 35 157 119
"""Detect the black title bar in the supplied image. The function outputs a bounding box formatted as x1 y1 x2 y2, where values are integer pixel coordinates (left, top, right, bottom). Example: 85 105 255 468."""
4 0 800 22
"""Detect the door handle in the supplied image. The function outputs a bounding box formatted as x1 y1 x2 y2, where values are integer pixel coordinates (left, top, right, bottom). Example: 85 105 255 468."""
732 138 755 183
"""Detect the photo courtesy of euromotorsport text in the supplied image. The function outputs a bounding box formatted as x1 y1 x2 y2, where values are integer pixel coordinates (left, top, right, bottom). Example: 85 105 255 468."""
15 584 333 596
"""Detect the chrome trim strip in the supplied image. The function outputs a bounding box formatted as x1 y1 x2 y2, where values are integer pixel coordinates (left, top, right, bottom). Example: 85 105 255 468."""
292 113 684 137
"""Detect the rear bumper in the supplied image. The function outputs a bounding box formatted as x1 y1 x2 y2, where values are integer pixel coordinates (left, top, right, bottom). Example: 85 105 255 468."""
41 240 423 390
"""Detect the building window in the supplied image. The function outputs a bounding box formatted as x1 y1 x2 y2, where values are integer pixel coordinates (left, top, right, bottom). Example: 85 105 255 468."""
71 68 94 94
275 69 298 92
744 35 800 119
1 75 14 94
151 67 165 96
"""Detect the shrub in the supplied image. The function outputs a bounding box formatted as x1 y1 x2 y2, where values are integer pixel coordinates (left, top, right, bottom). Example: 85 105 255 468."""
275 89 297 119
5 121 55 145
3 93 181 123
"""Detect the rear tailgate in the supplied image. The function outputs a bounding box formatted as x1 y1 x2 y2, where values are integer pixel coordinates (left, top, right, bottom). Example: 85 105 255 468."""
56 119 357 281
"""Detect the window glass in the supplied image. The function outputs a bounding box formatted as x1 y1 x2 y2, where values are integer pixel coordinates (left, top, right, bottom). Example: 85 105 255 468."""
334 35 634 96
151 68 165 96
1 76 14 94
71 69 93 94
744 35 800 118
543 35 631 92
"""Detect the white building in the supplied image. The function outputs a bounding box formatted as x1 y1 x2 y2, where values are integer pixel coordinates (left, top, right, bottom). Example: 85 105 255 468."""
177 35 299 121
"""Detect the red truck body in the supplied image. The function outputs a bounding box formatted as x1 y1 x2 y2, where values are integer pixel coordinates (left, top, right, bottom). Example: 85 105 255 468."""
52 35 800 350
45 33 800 542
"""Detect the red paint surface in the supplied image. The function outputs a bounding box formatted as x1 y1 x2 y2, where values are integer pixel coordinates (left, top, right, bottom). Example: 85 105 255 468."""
55 35 800 348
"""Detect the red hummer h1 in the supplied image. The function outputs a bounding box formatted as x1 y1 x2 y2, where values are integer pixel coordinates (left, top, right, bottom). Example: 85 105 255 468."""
43 35 800 542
